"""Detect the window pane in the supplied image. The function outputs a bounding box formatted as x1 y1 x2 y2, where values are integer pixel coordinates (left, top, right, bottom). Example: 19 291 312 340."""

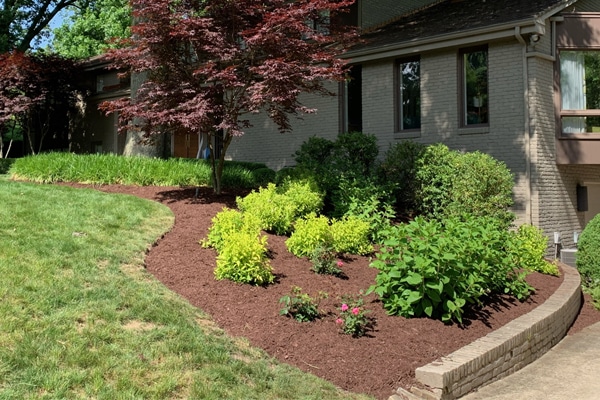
399 60 420 130
464 50 488 125
560 51 600 134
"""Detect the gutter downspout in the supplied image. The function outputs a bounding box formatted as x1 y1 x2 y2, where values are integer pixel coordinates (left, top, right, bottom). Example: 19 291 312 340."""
514 23 557 226
515 26 533 225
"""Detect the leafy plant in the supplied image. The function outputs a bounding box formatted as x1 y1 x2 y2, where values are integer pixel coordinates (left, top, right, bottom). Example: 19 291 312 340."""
330 216 373 255
311 245 343 276
510 224 559 276
286 214 333 257
335 293 371 337
368 216 532 324
214 231 274 285
577 214 600 290
377 140 426 213
279 286 328 322
201 208 262 252
333 177 395 243
236 182 323 235
415 144 515 227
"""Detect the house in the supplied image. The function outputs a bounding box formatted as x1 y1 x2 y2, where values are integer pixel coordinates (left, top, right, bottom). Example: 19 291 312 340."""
74 0 600 250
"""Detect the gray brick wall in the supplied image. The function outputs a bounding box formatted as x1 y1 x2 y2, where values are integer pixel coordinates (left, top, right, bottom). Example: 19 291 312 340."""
226 83 340 170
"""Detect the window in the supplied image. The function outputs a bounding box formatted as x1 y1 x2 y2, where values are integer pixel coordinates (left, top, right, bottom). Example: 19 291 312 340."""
559 51 600 135
396 57 420 131
460 46 488 126
340 65 362 133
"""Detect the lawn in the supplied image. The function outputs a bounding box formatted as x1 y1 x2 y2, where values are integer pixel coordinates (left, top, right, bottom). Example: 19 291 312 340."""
0 178 371 400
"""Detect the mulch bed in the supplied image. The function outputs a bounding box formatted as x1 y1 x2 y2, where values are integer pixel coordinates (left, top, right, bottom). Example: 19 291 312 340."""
63 183 600 400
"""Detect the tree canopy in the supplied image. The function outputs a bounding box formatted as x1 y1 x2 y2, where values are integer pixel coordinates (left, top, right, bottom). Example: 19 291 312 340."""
51 0 131 58
1 0 80 52
102 0 357 194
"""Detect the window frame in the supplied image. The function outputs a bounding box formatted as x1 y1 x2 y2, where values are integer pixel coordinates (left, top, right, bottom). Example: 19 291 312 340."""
459 45 489 128
557 49 600 138
395 56 421 136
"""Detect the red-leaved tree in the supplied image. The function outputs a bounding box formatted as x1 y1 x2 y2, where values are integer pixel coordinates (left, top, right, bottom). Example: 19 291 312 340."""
0 51 80 157
101 0 357 194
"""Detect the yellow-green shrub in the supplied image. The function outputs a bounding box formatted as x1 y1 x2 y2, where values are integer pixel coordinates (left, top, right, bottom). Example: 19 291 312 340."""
214 231 274 285
200 208 261 253
511 224 559 276
330 216 373 255
286 214 332 257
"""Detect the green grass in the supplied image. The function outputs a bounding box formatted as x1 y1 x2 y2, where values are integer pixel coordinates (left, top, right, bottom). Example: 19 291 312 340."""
0 179 371 400
9 153 274 189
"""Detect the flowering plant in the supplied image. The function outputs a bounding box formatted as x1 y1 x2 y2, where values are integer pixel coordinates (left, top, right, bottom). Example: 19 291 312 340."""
336 293 371 337
310 245 343 276
279 286 328 322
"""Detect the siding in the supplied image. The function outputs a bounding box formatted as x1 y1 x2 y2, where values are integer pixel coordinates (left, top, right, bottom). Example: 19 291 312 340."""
226 83 340 170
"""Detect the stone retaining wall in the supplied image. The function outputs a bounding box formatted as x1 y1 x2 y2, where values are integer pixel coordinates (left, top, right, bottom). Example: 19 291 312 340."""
394 262 582 400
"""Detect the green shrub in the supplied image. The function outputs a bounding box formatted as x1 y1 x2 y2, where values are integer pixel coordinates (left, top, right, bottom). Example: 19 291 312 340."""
330 216 373 255
279 286 327 322
332 177 395 243
286 214 332 257
415 144 515 227
577 214 600 289
331 131 379 178
251 167 276 187
377 140 426 212
214 231 274 285
236 182 323 235
201 208 262 253
0 158 15 174
293 132 380 214
510 224 559 276
310 245 343 276
368 216 532 323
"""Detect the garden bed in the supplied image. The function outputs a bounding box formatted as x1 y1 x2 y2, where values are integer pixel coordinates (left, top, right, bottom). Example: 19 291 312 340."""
65 183 600 400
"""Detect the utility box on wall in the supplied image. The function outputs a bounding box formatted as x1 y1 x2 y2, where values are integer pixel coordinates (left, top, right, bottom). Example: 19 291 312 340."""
561 248 578 267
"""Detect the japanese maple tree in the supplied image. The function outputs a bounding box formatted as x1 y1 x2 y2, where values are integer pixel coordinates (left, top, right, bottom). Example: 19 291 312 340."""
0 51 79 156
101 0 357 194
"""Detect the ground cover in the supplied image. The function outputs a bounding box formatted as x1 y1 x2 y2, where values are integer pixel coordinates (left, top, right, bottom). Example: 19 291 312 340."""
78 183 600 400
0 180 370 400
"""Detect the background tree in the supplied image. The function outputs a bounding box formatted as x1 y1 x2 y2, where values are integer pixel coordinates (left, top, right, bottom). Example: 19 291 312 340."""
51 0 131 58
1 0 83 52
101 0 357 194
0 51 80 155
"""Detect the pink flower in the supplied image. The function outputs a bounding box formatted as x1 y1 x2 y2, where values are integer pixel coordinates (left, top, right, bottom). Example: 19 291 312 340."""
341 304 349 312
335 318 344 325
352 307 360 315
337 260 344 267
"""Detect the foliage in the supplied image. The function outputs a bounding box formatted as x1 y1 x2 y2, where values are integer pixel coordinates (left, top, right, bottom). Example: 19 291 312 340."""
310 245 343 276
0 51 80 155
201 208 262 253
293 131 382 215
368 216 532 324
1 0 83 51
332 177 395 243
236 182 323 235
214 231 274 285
415 144 515 227
377 140 426 212
0 157 14 173
52 0 131 58
577 214 600 290
279 286 327 322
101 0 356 194
510 224 559 276
286 214 332 257
330 216 373 255
0 180 369 399
335 293 371 337
10 152 272 189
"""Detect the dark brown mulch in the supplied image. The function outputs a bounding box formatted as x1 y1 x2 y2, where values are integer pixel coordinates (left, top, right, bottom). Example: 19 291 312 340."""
63 183 600 400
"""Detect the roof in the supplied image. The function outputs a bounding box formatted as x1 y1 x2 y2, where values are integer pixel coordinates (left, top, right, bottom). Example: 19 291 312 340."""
349 0 574 56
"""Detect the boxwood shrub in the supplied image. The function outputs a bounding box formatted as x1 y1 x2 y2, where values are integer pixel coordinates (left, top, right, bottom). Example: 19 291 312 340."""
577 214 600 289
